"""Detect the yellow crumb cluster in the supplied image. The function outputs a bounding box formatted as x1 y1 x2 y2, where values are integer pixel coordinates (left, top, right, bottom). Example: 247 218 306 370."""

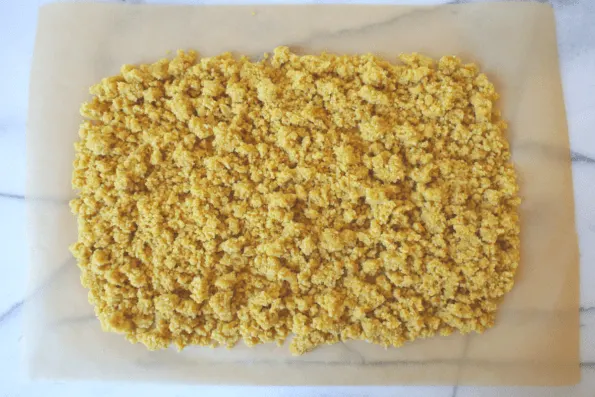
71 47 520 355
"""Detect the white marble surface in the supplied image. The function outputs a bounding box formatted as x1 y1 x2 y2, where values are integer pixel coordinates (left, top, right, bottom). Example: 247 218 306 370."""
1 0 593 396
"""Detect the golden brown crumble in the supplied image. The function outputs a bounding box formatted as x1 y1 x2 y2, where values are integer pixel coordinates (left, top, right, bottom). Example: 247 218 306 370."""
71 47 520 355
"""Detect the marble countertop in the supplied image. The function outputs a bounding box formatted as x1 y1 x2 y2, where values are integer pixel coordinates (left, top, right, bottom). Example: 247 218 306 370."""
1 0 593 396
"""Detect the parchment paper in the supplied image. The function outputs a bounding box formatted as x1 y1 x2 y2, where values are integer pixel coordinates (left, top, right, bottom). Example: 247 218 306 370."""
25 2 580 386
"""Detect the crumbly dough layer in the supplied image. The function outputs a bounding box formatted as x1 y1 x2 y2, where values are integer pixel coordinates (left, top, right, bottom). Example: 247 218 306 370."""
71 47 520 355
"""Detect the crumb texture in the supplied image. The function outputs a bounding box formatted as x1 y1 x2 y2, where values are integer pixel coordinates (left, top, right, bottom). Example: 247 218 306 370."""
71 47 520 355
